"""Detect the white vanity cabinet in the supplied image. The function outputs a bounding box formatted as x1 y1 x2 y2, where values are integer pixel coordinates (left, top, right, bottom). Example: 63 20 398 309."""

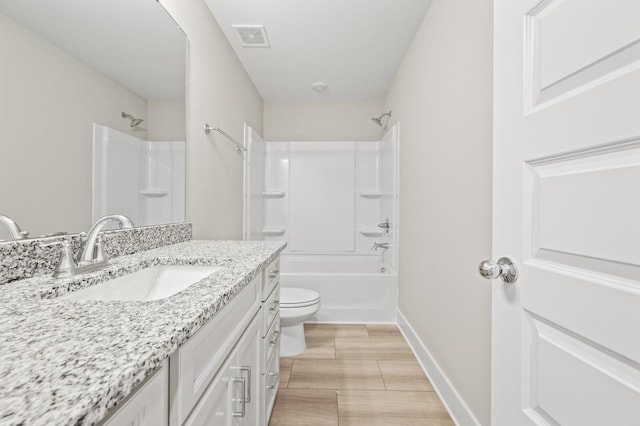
101 255 282 426
171 255 282 426
170 274 261 425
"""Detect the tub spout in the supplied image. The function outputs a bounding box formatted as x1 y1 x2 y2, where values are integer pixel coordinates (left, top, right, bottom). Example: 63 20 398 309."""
372 242 391 251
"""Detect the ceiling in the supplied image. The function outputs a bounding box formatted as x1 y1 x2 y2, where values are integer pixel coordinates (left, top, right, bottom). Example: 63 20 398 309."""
205 0 431 101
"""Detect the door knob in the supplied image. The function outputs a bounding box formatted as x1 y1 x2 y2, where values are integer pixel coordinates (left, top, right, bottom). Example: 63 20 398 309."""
478 257 518 283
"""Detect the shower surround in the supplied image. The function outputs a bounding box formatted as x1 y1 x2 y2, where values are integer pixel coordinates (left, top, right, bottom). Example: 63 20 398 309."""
93 124 185 227
244 125 399 322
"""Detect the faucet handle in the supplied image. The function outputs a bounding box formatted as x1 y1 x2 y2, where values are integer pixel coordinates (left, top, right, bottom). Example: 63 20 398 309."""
94 241 107 263
377 218 391 230
40 241 77 278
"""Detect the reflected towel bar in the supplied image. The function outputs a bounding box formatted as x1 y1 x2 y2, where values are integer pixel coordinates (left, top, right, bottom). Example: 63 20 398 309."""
203 123 247 152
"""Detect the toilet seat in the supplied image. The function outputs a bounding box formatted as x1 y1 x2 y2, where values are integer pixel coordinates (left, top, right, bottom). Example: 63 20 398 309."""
280 288 320 308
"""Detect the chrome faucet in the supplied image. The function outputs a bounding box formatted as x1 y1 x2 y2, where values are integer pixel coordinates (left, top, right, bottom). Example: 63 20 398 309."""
372 242 392 251
43 215 134 278
79 215 134 265
0 214 29 240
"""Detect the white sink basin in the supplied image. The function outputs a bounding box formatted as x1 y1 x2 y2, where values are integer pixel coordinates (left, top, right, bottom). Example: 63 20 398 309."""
61 265 220 302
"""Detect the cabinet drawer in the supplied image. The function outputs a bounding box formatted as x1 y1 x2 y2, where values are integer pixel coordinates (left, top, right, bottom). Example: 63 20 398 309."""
263 347 280 423
104 360 168 426
263 313 280 371
262 284 279 338
171 277 260 425
262 314 280 366
262 257 280 301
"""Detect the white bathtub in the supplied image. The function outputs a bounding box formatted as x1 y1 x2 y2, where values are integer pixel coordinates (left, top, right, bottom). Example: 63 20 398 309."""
279 254 398 323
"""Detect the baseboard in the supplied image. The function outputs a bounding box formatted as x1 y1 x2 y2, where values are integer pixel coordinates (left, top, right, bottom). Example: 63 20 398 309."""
312 307 397 324
397 310 481 426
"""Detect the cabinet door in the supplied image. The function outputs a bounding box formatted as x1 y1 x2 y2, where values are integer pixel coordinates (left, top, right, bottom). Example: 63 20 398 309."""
184 350 238 426
234 314 261 426
105 361 168 426
174 278 260 424
185 314 261 426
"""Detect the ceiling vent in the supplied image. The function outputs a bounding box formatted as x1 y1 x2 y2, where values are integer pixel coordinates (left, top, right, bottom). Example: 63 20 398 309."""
232 25 270 48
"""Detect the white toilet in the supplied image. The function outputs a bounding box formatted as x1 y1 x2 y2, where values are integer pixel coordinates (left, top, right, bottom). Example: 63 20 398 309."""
279 288 321 357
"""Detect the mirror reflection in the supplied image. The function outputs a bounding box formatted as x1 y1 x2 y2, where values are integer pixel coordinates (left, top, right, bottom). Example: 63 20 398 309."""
0 0 187 240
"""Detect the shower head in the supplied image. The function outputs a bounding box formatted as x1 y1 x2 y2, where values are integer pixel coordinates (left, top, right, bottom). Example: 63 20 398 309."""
371 111 392 127
121 112 144 128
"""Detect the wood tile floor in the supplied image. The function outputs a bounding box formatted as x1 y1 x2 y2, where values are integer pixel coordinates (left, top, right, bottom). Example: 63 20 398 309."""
269 324 454 426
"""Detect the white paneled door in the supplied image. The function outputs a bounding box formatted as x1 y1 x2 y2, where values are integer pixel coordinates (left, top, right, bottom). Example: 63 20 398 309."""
492 0 640 425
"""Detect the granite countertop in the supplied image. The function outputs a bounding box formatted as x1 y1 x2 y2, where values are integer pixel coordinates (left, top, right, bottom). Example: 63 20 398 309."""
0 240 286 426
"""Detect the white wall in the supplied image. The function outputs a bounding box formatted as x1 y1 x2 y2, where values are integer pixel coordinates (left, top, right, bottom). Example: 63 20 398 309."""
264 100 384 141
0 14 148 239
160 0 264 240
384 0 493 424
147 100 187 142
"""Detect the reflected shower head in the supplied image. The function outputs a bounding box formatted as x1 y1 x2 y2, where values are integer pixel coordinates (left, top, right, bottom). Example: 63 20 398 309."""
121 112 144 128
371 111 392 127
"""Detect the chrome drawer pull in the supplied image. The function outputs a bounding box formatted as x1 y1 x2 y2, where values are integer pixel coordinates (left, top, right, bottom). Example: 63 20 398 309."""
240 366 251 403
268 330 280 345
266 372 280 389
269 300 280 312
268 269 280 279
231 377 246 417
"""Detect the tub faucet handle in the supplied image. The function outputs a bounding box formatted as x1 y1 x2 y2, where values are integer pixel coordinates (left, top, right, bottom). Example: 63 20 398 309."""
377 218 391 233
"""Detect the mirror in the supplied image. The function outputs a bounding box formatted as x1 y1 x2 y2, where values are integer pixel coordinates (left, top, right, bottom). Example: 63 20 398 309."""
0 0 187 240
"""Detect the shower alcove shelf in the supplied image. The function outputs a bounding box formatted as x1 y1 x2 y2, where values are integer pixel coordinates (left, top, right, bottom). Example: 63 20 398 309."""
358 227 383 237
139 189 169 198
359 191 383 199
262 191 286 198
262 228 286 236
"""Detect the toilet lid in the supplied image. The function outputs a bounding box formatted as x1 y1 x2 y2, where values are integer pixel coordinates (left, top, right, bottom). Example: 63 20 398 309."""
280 288 320 308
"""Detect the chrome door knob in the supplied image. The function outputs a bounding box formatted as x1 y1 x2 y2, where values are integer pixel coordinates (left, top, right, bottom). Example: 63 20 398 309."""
478 257 518 283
